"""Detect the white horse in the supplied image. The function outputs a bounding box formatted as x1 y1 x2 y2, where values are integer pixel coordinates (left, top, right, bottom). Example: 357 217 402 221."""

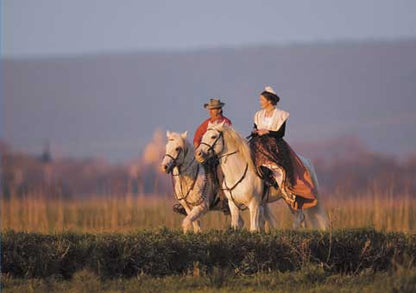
161 131 218 233
195 122 329 231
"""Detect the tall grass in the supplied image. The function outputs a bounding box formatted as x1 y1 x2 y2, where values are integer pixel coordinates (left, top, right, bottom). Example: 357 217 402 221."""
1 190 415 233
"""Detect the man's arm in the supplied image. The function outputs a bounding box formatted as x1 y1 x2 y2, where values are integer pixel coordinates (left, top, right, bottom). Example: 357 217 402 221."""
193 120 208 148
223 117 232 126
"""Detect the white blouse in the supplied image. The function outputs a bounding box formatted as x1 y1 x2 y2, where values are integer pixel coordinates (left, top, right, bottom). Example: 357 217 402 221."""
254 108 290 131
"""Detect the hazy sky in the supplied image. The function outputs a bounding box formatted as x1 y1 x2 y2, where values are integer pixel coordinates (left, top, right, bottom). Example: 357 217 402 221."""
3 0 416 57
2 1 416 160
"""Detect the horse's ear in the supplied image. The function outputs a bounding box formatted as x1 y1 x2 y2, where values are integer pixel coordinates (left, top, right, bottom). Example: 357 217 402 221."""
166 130 171 138
219 121 226 127
181 131 188 139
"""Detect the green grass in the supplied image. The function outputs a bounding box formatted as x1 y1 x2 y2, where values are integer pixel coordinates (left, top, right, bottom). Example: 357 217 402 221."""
2 229 416 279
2 229 416 292
2 267 416 293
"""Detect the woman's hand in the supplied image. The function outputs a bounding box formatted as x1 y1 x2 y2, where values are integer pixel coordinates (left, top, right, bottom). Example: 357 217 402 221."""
257 129 269 136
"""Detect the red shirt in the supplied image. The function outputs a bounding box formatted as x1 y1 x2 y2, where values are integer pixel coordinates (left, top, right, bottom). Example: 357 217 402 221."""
193 116 232 147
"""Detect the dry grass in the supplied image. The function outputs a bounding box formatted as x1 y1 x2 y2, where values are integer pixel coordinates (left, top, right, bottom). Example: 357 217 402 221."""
1 190 415 233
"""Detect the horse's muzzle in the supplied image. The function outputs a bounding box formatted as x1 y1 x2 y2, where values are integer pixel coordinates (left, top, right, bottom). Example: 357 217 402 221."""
161 163 174 174
195 150 207 163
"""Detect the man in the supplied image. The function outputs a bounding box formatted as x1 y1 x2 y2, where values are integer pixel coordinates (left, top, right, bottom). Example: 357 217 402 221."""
193 99 232 148
173 99 232 215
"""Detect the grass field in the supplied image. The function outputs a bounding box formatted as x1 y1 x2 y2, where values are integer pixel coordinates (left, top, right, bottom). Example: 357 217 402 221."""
2 229 416 292
3 268 416 293
1 190 415 233
2 190 416 292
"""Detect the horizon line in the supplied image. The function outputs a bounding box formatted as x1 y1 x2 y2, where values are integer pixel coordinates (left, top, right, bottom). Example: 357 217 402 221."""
3 36 416 61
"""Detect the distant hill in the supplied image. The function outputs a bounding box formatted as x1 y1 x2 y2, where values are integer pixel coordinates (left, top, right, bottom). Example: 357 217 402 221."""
4 40 416 162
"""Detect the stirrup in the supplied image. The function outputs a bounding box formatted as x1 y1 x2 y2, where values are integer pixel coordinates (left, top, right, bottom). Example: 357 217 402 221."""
264 177 278 190
211 194 231 215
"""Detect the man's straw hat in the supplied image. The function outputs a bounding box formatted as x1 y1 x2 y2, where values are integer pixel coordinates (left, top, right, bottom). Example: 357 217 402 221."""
204 98 225 109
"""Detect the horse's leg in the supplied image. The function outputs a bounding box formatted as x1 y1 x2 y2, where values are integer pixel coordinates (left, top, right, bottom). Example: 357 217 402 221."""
299 156 329 230
180 203 193 233
228 199 243 230
292 210 306 229
259 204 266 232
304 204 329 230
237 210 244 229
182 204 209 233
248 198 261 232
263 204 279 230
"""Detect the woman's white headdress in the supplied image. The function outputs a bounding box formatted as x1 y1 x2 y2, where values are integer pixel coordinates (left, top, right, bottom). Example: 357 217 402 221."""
264 86 276 95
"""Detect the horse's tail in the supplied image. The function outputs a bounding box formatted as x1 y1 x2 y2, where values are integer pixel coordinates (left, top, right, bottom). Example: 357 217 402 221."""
263 204 279 229
301 157 329 230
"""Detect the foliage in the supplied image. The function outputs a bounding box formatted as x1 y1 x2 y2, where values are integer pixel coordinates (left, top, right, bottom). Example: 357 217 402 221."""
2 229 415 280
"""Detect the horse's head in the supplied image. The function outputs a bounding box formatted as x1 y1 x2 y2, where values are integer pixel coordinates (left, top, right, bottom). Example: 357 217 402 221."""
195 121 226 163
161 130 189 174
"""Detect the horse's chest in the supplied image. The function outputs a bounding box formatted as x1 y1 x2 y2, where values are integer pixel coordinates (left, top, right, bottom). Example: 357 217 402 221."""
174 175 205 198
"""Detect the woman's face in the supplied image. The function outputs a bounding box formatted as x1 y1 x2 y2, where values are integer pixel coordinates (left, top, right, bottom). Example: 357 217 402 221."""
259 95 271 109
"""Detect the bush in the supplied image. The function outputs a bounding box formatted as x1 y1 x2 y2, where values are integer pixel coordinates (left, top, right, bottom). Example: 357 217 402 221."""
1 229 415 279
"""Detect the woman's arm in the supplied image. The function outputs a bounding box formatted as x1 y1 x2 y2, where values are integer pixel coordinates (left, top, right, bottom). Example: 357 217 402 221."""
250 123 259 135
267 121 286 138
257 121 287 138
257 109 289 137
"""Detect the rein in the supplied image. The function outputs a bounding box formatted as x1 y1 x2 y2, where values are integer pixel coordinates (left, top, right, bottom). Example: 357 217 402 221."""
218 150 239 164
199 129 223 155
172 156 196 176
201 128 248 210
175 164 199 200
220 163 249 210
200 129 239 163
167 145 208 207
163 146 184 170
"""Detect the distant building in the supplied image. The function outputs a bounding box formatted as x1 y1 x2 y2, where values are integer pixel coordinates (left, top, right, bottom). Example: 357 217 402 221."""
40 141 52 163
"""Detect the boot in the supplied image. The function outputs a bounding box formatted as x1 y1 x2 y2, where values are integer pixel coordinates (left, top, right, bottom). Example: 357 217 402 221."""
220 198 231 215
172 203 187 215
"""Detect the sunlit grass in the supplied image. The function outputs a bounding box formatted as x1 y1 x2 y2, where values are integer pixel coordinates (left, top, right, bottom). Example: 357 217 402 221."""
2 188 415 233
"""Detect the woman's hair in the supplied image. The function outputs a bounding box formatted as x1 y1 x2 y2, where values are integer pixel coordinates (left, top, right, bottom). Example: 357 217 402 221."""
260 91 280 105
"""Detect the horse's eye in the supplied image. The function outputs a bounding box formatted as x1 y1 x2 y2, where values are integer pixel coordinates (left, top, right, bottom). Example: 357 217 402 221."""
175 147 180 152
211 136 216 139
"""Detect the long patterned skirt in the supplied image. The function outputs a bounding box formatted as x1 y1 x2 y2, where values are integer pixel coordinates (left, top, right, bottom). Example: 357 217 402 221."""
249 135 318 210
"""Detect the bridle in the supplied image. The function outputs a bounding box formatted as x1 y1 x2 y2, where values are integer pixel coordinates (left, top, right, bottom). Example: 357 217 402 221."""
164 141 206 206
199 128 248 210
163 144 195 175
198 128 224 156
163 145 183 168
200 128 244 162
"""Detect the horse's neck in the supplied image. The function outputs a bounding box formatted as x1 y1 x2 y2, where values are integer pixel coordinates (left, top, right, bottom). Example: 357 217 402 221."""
172 147 204 201
219 142 250 182
172 146 199 184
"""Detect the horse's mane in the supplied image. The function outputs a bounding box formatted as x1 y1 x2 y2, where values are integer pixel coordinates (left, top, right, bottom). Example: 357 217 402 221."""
213 124 255 171
184 138 194 156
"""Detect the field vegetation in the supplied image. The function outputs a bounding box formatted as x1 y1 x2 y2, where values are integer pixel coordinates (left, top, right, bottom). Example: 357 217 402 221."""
1 190 415 233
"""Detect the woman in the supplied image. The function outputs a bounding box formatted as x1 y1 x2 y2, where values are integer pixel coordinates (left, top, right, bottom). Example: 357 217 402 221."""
249 86 317 210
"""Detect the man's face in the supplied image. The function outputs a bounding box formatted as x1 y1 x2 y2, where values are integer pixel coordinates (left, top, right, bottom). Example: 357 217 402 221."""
208 108 222 119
